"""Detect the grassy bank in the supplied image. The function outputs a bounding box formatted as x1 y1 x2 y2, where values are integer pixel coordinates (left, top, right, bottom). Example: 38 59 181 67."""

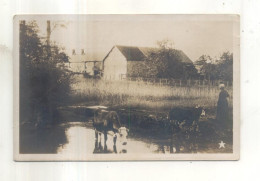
70 75 233 111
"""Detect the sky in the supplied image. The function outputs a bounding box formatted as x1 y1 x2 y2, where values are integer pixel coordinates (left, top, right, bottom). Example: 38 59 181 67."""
35 15 235 62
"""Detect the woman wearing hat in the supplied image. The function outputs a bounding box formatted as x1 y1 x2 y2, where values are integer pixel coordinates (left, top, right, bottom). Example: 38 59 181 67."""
216 84 230 128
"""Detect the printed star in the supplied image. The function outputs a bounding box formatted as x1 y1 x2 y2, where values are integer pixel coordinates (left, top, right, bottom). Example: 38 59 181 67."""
219 141 226 148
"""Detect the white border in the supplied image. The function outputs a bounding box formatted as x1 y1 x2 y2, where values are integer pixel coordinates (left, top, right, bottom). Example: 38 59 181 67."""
4 0 260 180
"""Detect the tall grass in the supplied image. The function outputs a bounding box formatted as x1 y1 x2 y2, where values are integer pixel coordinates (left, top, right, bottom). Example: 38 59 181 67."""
70 75 233 110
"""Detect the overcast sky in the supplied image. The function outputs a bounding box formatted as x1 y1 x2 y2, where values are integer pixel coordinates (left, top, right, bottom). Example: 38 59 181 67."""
35 15 236 62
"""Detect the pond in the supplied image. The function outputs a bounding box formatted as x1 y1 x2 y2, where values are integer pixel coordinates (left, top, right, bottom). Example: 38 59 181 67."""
57 122 176 156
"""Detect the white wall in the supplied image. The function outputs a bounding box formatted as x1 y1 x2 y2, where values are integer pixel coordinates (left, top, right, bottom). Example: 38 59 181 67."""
68 62 86 73
70 54 88 63
86 62 95 75
61 62 97 75
103 47 127 80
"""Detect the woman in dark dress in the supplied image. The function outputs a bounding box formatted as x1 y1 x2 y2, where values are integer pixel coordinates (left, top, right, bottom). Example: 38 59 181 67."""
216 84 229 128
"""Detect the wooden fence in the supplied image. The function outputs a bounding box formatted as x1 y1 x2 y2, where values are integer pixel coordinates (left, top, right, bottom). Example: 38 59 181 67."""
120 76 232 87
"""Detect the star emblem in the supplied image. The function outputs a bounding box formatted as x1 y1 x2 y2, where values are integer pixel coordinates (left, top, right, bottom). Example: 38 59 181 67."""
219 141 225 148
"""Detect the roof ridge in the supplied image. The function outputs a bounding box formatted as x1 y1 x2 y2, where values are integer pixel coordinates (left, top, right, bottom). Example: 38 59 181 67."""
115 44 138 46
116 45 184 52
115 45 157 49
104 45 192 63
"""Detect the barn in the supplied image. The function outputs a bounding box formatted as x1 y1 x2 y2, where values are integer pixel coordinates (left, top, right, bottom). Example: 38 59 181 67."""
102 45 193 80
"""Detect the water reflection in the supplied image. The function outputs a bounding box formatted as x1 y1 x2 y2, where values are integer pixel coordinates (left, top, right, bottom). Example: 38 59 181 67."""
57 122 180 155
93 131 114 153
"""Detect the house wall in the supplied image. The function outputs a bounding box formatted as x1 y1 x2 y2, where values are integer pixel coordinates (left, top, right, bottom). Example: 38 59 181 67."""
103 47 127 80
85 62 94 75
62 61 102 75
61 62 94 74
70 54 88 63
67 53 88 73
68 62 86 73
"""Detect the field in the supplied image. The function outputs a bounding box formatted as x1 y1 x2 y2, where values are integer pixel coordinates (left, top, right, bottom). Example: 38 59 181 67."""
70 75 233 111
66 75 233 153
20 75 233 154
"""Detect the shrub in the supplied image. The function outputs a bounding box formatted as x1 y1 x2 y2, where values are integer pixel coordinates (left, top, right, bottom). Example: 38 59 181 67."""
20 20 71 126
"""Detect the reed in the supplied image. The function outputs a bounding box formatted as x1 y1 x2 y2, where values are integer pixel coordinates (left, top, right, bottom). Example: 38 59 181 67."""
70 76 233 110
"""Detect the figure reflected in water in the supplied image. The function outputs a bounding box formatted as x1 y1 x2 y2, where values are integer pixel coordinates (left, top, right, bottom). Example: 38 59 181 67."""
93 129 128 154
93 130 112 153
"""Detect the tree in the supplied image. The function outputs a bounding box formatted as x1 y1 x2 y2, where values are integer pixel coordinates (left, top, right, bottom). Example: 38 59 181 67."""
144 40 199 79
217 51 233 82
195 52 233 82
20 21 71 126
195 55 212 67
195 55 218 80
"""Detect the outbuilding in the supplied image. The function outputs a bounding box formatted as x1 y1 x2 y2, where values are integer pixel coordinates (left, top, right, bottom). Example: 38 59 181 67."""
102 45 192 80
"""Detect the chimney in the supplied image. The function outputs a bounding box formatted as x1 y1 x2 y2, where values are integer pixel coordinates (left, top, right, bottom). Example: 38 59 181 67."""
81 49 85 55
72 49 76 55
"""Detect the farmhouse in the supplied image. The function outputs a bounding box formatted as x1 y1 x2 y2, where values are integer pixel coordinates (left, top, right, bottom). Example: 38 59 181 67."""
102 45 192 80
66 49 101 76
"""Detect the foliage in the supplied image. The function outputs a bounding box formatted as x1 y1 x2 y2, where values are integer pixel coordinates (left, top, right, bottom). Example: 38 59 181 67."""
20 21 71 126
217 52 233 81
143 40 199 79
141 39 233 82
195 55 219 80
195 52 233 82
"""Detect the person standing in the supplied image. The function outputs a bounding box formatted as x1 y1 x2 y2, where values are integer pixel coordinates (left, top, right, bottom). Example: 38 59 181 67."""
216 84 230 128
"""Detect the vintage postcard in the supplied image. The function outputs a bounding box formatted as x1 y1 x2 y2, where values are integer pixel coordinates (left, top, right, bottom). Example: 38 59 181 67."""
13 15 240 161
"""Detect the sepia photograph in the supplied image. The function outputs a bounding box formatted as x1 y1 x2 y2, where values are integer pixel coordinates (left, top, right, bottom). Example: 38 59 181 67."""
13 15 240 161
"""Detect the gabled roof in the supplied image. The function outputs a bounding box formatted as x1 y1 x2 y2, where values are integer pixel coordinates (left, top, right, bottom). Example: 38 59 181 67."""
171 49 193 64
103 45 193 63
138 47 157 57
116 45 146 61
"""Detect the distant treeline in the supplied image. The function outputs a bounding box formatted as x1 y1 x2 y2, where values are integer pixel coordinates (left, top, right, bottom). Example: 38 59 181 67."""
194 53 233 82
129 40 233 82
